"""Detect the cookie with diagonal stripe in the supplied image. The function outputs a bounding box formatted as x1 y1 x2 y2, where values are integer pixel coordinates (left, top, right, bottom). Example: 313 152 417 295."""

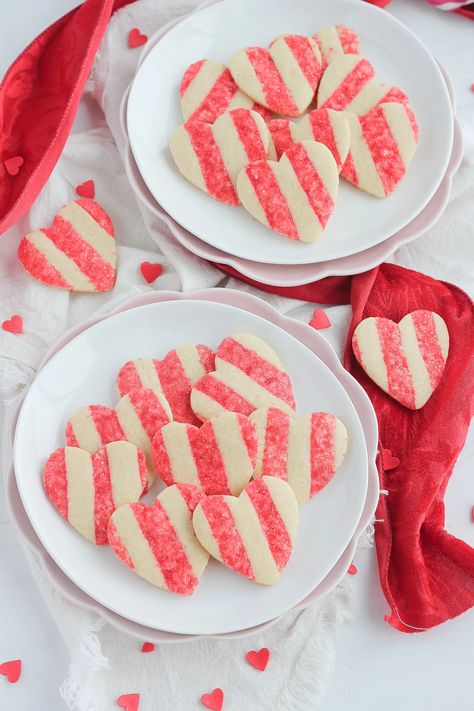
313 25 360 70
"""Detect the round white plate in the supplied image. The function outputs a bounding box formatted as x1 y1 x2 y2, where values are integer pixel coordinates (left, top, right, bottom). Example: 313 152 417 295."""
14 299 368 635
127 0 453 266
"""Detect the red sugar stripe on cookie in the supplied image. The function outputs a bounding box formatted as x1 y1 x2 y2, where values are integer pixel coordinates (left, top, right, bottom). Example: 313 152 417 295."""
412 311 446 389
197 422 232 494
284 34 321 86
376 318 416 408
180 59 205 97
231 109 267 162
17 240 71 289
243 160 299 238
321 57 375 111
43 448 68 518
245 47 298 116
309 413 336 497
308 111 339 164
186 121 238 204
285 142 335 228
359 108 406 196
245 478 291 571
203 499 254 578
262 407 290 480
66 405 126 449
108 519 135 568
126 388 171 440
193 374 255 416
92 446 116 543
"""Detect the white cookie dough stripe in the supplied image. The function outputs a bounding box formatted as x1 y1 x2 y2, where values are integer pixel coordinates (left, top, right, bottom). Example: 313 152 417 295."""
315 26 344 64
269 37 315 111
212 364 295 413
58 202 115 266
116 397 152 455
181 60 226 121
233 493 279 584
68 408 102 452
229 49 268 106
24 230 94 291
169 127 207 192
175 344 207 383
399 314 433 409
381 102 417 165
111 506 165 587
159 487 207 578
344 113 385 197
66 447 95 541
353 318 388 391
107 443 144 506
211 413 252 493
286 415 312 504
275 154 324 240
134 359 163 393
434 314 449 360
161 424 200 486
335 419 349 468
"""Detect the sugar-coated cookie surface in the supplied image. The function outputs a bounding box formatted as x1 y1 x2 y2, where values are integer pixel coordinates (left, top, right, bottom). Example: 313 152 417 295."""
193 476 298 585
352 310 449 409
313 25 360 70
237 140 339 243
18 199 116 292
108 484 208 594
152 412 257 495
191 332 296 421
116 344 215 425
66 404 126 451
43 442 147 544
169 108 270 205
341 102 418 198
250 407 348 505
229 35 322 117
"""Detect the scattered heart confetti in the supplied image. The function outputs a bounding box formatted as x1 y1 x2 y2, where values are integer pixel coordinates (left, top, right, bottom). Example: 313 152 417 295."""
382 448 400 471
140 642 155 653
4 156 24 176
348 563 357 575
310 309 331 330
117 693 140 711
0 659 22 683
128 28 148 48
140 262 163 283
246 648 270 671
76 179 95 199
2 315 23 334
471 506 474 523
201 688 224 711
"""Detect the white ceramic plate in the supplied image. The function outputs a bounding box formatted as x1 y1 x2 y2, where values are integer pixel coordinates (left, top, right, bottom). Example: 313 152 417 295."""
127 0 453 266
14 299 368 635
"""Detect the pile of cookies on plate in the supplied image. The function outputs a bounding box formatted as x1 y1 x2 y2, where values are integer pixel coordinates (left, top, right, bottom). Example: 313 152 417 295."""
43 333 348 595
169 26 419 243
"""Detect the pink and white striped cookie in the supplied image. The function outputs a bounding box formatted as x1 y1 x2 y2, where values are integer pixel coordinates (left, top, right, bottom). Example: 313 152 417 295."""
313 25 360 70
116 343 215 425
180 59 270 124
229 35 323 117
108 484 208 594
341 102 419 198
250 407 348 505
317 55 409 115
43 442 147 544
18 199 116 292
267 108 350 171
193 476 298 585
66 404 126 451
152 412 258 495
170 108 270 206
352 310 449 409
191 332 296 421
237 140 339 243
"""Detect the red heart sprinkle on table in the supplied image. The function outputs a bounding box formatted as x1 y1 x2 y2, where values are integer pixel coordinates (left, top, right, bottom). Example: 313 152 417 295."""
471 84 474 92
117 693 140 711
4 156 24 176
0 660 22 683
2 315 23 334
382 448 400 471
246 647 270 671
201 688 224 710
310 308 331 330
140 642 155 653
140 262 163 283
348 563 357 575
128 28 148 48
76 179 95 199
471 506 474 523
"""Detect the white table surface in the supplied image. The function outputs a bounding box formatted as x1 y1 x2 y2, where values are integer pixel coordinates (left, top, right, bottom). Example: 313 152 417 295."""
1 2 473 710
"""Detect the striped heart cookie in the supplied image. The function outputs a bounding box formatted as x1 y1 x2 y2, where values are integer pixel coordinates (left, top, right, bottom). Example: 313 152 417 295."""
116 344 215 425
317 55 409 115
313 25 360 70
250 407 348 505
43 442 147 544
152 412 258 495
180 59 270 124
18 199 116 292
190 332 296 421
169 108 270 206
352 310 449 409
341 102 419 198
193 476 298 585
229 35 323 117
108 484 208 594
267 108 350 171
237 140 339 243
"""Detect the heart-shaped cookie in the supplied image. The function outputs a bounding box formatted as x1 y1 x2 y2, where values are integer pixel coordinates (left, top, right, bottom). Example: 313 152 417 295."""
317 55 409 115
180 59 270 124
237 140 339 243
43 442 147 544
116 344 215 425
193 476 298 585
108 484 208 594
191 332 296 421
341 102 418 197
352 310 449 409
170 108 270 206
152 412 257 495
229 35 322 117
18 199 116 292
267 108 350 170
250 407 348 505
313 25 360 70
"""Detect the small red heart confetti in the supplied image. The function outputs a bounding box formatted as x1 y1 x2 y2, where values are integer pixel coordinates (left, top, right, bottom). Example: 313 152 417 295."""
201 688 224 711
348 563 357 575
4 156 24 176
117 694 140 711
128 28 148 48
471 84 474 92
76 179 95 199
471 506 474 523
140 262 163 283
140 642 155 653
382 448 400 471
2 315 23 334
0 660 22 683
310 308 331 330
246 647 270 672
